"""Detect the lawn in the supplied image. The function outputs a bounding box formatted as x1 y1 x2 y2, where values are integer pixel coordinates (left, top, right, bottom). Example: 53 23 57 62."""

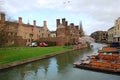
0 46 71 65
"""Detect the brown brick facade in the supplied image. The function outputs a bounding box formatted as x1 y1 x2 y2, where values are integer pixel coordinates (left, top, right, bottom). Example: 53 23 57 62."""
0 13 84 46
0 13 50 46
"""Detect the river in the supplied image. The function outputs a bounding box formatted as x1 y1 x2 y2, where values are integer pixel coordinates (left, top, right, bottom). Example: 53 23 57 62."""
0 43 119 80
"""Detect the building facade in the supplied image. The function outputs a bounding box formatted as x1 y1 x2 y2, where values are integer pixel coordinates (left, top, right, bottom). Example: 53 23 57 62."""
107 17 120 43
56 18 84 45
90 31 108 43
113 17 120 42
108 27 114 43
0 13 84 46
39 18 84 46
0 13 50 46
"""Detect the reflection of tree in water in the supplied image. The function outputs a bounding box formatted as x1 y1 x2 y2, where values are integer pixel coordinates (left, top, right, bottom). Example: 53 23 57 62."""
56 48 92 71
0 48 93 80
16 59 50 79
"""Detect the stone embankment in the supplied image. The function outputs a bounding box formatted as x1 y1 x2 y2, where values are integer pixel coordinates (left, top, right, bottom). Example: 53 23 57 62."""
0 49 75 70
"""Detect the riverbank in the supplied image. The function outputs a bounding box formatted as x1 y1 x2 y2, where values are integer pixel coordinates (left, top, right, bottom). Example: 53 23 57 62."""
0 46 74 70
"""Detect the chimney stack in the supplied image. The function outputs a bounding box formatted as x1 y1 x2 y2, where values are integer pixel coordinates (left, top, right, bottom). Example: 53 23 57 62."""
70 23 74 26
75 26 79 29
44 20 47 27
62 18 66 26
0 13 5 24
56 19 60 27
65 21 68 27
18 17 22 25
33 20 36 27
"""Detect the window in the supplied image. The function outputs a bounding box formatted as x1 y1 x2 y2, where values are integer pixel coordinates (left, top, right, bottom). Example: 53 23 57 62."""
29 39 30 42
15 33 17 36
32 28 34 32
118 38 120 41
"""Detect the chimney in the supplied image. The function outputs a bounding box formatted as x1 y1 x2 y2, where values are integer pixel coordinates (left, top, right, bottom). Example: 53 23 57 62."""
18 17 22 25
65 21 68 27
62 18 66 26
70 23 74 26
33 20 36 27
75 26 79 29
56 19 60 27
44 20 47 27
0 13 5 24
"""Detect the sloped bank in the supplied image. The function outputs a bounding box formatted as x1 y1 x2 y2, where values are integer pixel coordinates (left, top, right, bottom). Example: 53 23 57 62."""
0 49 75 70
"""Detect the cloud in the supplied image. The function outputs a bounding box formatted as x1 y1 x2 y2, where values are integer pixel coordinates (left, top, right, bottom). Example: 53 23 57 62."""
2 0 120 35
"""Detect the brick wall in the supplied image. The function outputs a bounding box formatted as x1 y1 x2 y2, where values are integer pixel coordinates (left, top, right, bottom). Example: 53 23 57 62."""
39 37 67 46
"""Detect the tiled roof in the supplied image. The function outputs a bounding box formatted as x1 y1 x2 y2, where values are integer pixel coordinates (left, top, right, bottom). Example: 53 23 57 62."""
98 47 118 53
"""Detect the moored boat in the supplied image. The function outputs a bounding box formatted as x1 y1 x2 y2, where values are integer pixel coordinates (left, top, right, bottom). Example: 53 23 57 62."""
74 47 120 74
74 62 120 73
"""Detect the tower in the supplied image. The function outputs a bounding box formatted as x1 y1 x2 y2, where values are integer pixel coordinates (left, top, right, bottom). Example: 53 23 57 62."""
79 21 84 37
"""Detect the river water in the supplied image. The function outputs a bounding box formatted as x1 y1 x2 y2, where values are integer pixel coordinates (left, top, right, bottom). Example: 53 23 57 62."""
0 43 119 80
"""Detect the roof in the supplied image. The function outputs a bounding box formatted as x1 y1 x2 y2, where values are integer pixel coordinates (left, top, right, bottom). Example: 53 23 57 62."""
108 27 114 31
51 31 56 33
98 47 118 53
4 21 42 28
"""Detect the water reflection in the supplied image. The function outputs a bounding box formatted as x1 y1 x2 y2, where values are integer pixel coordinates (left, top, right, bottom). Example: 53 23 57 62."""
0 43 119 80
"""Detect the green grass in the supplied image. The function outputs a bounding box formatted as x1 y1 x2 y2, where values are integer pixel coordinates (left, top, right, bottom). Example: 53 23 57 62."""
0 46 71 65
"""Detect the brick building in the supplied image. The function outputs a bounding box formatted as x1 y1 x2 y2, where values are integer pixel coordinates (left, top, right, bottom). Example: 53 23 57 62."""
39 18 84 46
56 18 84 45
0 13 50 46
0 13 84 46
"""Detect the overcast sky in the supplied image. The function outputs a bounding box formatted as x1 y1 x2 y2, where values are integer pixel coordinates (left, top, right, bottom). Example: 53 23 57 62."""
1 0 120 35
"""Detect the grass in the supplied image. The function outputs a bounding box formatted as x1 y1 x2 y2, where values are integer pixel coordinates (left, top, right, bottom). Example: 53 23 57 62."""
0 46 72 65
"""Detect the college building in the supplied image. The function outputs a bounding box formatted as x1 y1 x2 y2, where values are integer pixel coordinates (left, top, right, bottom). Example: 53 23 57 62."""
90 31 108 43
0 13 84 46
108 17 120 43
0 13 50 46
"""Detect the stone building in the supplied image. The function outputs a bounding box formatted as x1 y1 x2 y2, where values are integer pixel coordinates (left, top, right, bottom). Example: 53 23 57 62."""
0 13 50 46
107 17 120 43
113 17 120 42
108 27 114 43
90 31 108 43
39 21 50 38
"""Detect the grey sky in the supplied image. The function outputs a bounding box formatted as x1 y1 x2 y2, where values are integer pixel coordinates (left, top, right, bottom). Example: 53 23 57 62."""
1 0 120 35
